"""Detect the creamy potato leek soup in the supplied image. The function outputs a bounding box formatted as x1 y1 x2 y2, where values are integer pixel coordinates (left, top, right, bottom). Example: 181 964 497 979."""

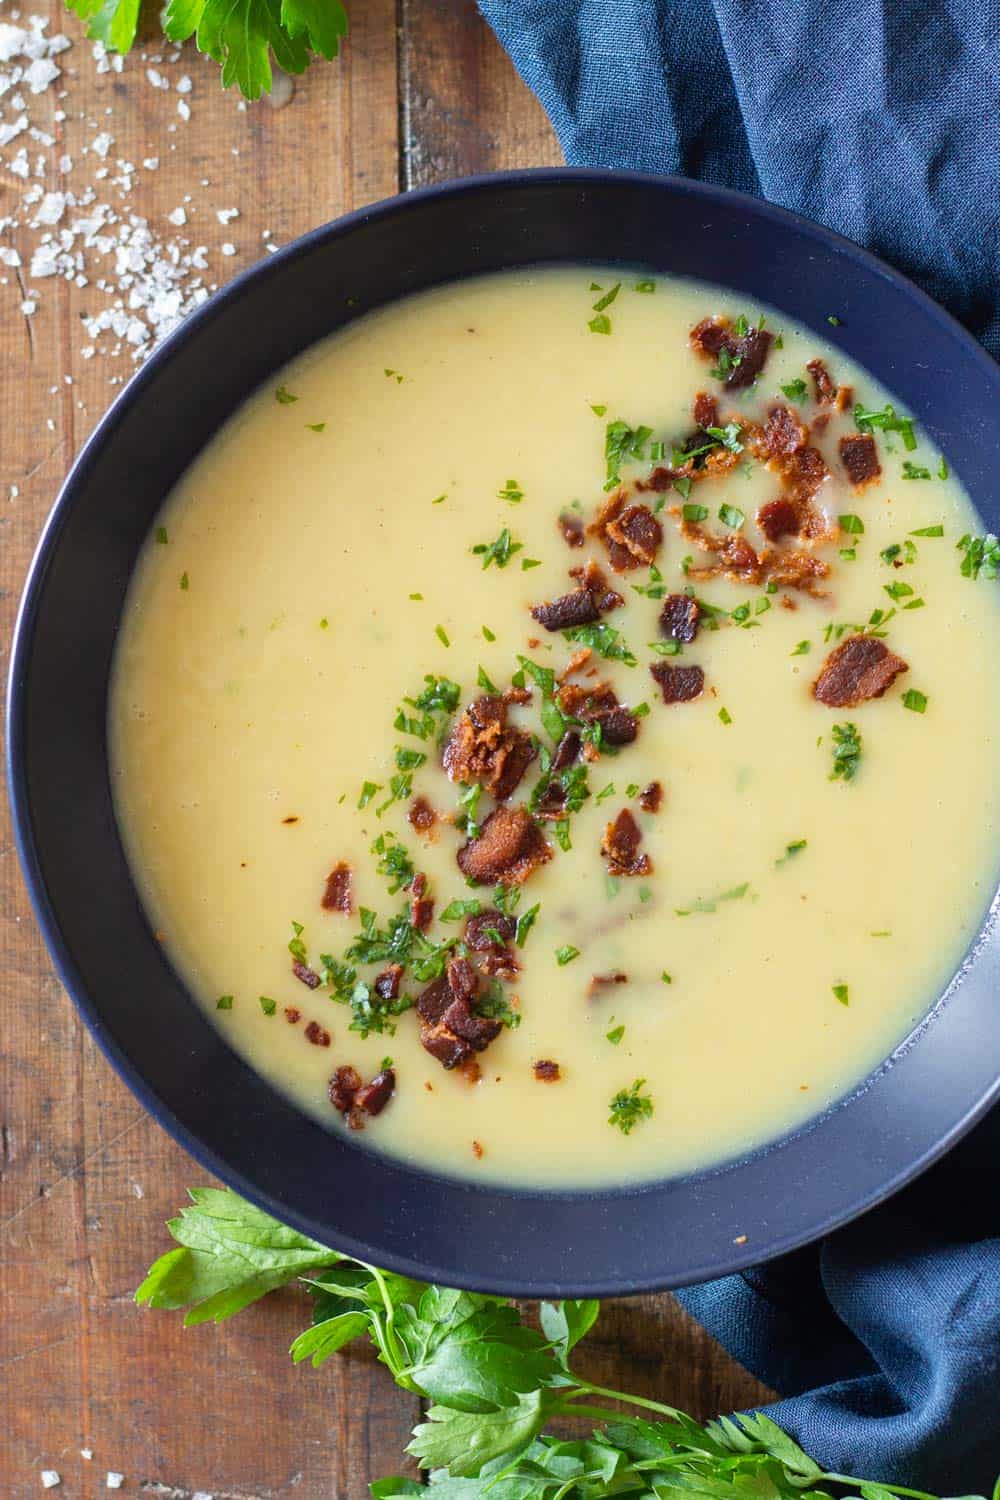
110 268 1000 1187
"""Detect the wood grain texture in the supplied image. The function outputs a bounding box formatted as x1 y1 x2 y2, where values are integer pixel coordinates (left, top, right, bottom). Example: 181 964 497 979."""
0 3 771 1496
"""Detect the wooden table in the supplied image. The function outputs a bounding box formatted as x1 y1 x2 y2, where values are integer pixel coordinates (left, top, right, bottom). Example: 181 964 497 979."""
0 4 772 1493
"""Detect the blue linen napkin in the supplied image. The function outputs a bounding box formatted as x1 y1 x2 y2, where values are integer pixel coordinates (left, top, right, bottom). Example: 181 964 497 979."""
476 2 1000 1486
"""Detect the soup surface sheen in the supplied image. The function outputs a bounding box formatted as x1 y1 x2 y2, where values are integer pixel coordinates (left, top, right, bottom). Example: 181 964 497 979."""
111 268 1000 1187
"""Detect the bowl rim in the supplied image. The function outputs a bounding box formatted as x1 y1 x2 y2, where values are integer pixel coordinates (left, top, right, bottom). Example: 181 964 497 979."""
8 165 1000 1296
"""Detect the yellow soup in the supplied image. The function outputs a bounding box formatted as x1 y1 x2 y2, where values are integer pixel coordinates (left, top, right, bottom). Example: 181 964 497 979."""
109 268 1000 1186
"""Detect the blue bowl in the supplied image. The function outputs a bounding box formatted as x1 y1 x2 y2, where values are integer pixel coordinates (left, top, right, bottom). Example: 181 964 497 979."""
8 170 1000 1297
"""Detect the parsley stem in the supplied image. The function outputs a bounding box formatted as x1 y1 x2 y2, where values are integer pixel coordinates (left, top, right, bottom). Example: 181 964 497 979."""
568 1379 684 1419
368 1264 413 1388
823 1477 943 1500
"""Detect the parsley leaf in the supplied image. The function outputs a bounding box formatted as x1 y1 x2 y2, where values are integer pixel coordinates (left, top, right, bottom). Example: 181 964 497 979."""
472 527 523 570
830 721 862 782
608 1079 653 1134
157 0 348 102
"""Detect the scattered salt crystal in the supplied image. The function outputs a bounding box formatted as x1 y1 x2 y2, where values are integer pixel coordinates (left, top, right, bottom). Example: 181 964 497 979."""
177 98 190 121
176 73 192 94
142 156 159 169
216 207 238 224
24 57 59 93
30 243 59 276
146 67 168 90
91 130 113 157
40 1474 60 1490
166 206 186 226
0 247 21 267
35 191 66 225
106 1475 124 1490
220 242 236 257
20 298 36 313
10 483 19 498
0 112 27 145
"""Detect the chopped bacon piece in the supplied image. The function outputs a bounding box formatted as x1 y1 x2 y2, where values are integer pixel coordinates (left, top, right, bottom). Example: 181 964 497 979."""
465 909 519 978
558 510 585 548
292 960 321 990
409 872 434 932
442 997 502 1052
840 433 881 488
677 511 764 583
456 805 552 887
756 498 800 542
589 488 663 571
284 1006 302 1023
557 680 639 748
568 559 625 612
690 316 773 389
650 661 705 704
693 391 719 429
417 962 502 1070
305 1020 331 1047
322 862 353 914
408 796 437 835
329 1065 362 1114
659 593 700 644
443 694 537 801
354 1067 395 1117
531 588 600 631
551 729 582 771
589 971 628 996
764 551 830 596
601 808 651 877
762 403 807 457
472 1140 484 1159
374 964 403 1001
836 384 854 413
534 1060 561 1082
807 357 837 405
813 635 909 708
533 779 570 821
638 781 663 813
446 956 479 1003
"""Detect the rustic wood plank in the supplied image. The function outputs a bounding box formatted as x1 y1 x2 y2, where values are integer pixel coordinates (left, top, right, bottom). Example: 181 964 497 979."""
400 0 560 184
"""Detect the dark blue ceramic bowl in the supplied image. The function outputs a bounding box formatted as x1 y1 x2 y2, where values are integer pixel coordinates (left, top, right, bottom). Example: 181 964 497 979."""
8 170 1000 1296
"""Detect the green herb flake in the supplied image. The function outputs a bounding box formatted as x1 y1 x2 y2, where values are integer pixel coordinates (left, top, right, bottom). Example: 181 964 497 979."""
902 688 928 713
591 282 621 313
902 461 931 480
521 557 542 571
588 313 612 335
832 983 850 1006
408 593 422 602
306 421 326 432
634 279 656 293
274 385 298 404
435 624 450 647
673 476 692 500
718 503 745 529
682 502 709 523
938 455 949 479
477 665 498 693
718 706 733 725
854 401 918 451
515 903 540 948
661 970 673 984
595 782 616 804
776 839 807 866
780 377 808 400
608 1078 654 1135
839 513 864 535
827 314 842 326
155 525 168 544
911 524 944 537
957 532 1000 580
440 898 481 923
604 419 653 486
258 996 277 1016
179 571 189 591
791 640 811 656
497 478 524 505
384 368 403 384
472 527 523 570
431 493 447 505
216 994 234 1010
357 780 382 809
555 945 580 967
606 1024 626 1045
590 403 607 416
563 621 637 667
319 616 330 628
481 624 496 641
830 722 862 783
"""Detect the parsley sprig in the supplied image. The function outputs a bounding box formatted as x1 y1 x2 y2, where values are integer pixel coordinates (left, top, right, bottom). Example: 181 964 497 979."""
137 1188 990 1499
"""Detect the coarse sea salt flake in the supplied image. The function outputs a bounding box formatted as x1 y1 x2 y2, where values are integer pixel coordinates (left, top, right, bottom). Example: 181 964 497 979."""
36 191 66 225
0 113 28 146
176 73 192 93
106 1474 124 1490
24 57 59 93
40 1473 60 1489
220 242 236 257
167 206 186 226
91 131 113 158
177 98 191 121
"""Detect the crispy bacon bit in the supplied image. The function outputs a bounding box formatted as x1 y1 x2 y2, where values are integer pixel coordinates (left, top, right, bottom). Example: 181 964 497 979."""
601 808 652 877
409 872 434 932
659 593 700 644
762 403 807 456
472 1140 484 1159
322 862 353 914
569 559 625 612
677 513 764 583
284 1006 302 1024
690 316 773 389
693 391 719 429
836 385 854 413
374 964 403 1001
765 551 831 596
551 729 582 772
558 510 585 548
756 498 800 542
534 1060 561 1082
408 796 437 835
305 1020 331 1047
443 694 537 801
806 357 837 405
840 433 881 488
354 1067 395 1117
456 805 552 887
465 909 518 978
638 781 663 813
329 1065 362 1114
589 972 628 996
417 963 503 1071
650 661 705 705
292 960 321 990
557 680 639 748
589 488 663 571
813 635 909 708
530 588 600 631
282 815 299 824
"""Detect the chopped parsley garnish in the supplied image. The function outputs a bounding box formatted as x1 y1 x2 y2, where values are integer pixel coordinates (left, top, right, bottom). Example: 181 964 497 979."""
563 621 637 667
474 982 521 1030
472 527 523 570
705 422 745 454
939 455 949 479
675 882 750 916
883 580 914 601
839 513 864 534
880 540 917 566
832 983 850 1006
682 502 709 523
259 996 277 1015
634 279 655 293
625 782 640 797
718 706 732 725
957 532 1000 580
605 419 653 487
709 346 742 382
306 421 326 432
902 461 931 480
477 665 498 693
911 524 944 538
606 1024 625 1045
521 557 542 571
395 747 426 772
776 839 807 866
718 503 745 529
555 945 580 966
608 1078 653 1134
155 525 168 544
592 282 621 312
661 970 673 985
589 313 612 335
357 780 381 809
515 903 540 947
384 368 403 384
497 478 524 504
791 640 811 655
780 377 808 400
854 402 917 451
632 563 666 599
830 722 862 782
431 494 447 505
274 385 298 404
216 994 233 1010
482 624 496 641
827 314 842 326
902 689 928 713
440 898 480 923
596 783 616 803
435 624 450 647
494 883 522 918
319 616 330 628
371 832 416 894
179 571 189 590
457 781 483 838
590 403 607 416
649 640 681 657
